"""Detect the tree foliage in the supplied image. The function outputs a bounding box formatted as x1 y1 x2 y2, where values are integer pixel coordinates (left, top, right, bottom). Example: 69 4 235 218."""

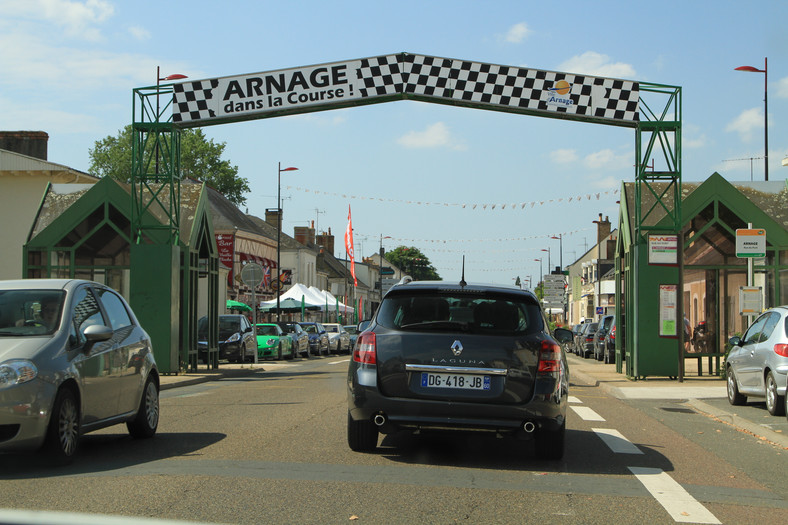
88 126 251 206
386 246 441 281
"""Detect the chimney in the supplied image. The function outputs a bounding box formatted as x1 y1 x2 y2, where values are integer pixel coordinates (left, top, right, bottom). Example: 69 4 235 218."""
265 208 281 229
593 213 611 243
293 220 316 246
316 227 335 255
0 131 49 160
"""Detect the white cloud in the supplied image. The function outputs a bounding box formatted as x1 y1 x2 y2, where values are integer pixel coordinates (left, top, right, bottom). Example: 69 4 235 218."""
128 25 150 41
550 149 578 164
397 122 465 150
0 0 114 41
725 108 762 142
505 22 530 43
591 176 621 190
583 148 631 170
777 77 788 98
558 51 636 78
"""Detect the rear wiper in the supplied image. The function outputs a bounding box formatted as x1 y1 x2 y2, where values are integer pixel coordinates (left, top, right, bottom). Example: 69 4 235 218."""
400 320 470 331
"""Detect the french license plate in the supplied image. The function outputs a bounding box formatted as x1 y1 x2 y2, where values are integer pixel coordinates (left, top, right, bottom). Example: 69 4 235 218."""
421 372 491 390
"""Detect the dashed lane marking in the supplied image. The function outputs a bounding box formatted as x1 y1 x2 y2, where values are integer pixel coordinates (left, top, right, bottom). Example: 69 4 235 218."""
628 467 721 524
592 428 644 454
569 405 606 421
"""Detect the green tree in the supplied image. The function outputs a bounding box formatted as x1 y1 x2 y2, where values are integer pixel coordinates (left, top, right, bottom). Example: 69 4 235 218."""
89 126 251 207
386 246 441 281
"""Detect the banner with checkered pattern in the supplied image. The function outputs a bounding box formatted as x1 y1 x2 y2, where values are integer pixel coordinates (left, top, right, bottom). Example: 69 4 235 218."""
172 53 639 127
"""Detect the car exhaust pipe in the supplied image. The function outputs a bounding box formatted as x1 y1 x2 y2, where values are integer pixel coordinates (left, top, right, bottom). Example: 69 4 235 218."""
523 421 536 433
373 414 387 427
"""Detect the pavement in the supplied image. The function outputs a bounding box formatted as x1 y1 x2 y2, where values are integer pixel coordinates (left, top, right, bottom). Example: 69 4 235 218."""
158 353 788 449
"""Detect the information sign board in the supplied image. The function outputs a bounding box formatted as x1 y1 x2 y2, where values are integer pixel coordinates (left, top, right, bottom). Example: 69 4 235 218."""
736 228 766 258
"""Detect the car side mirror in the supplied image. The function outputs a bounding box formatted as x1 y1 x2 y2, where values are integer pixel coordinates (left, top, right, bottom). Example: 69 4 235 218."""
82 324 112 352
553 327 574 344
728 336 742 347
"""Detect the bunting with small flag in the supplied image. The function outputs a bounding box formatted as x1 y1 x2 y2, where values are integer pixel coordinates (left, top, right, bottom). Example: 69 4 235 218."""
345 205 357 287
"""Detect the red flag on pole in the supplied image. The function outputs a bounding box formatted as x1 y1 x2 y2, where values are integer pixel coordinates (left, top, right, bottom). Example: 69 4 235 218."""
345 205 357 287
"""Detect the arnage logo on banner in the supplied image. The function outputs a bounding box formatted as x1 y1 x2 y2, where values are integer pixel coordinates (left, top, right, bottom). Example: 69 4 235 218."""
220 60 364 116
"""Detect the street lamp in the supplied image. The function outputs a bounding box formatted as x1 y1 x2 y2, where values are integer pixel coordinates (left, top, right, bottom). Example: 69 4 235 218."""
541 248 551 275
155 67 187 175
378 235 392 309
533 258 543 286
276 162 298 322
735 58 768 181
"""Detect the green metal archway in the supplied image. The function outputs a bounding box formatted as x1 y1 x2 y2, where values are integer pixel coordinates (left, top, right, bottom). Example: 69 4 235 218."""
131 52 681 376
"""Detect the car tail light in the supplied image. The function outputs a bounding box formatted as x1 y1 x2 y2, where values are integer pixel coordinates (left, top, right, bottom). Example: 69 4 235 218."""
353 332 377 365
775 344 788 357
610 326 616 340
538 340 561 373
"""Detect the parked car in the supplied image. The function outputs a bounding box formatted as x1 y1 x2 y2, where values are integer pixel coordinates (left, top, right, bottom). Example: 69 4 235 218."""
0 279 159 464
347 280 573 459
726 306 788 416
578 322 599 358
299 321 329 356
603 317 617 364
344 324 360 350
277 321 309 357
567 323 583 355
217 314 256 362
324 323 351 354
255 323 294 360
594 315 615 361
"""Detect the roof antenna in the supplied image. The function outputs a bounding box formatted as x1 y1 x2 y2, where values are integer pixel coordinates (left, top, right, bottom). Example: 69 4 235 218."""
459 256 467 287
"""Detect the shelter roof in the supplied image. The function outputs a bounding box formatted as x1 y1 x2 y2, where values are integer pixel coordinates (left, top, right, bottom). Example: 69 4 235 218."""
622 174 788 236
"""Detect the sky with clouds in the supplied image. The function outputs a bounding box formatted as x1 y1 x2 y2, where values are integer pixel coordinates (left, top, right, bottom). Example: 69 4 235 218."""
1 0 787 286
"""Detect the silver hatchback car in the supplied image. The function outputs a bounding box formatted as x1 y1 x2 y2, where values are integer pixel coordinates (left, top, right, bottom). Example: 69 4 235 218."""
726 305 788 416
0 279 159 463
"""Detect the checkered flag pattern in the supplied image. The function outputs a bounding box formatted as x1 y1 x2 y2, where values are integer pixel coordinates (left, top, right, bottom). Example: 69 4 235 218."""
171 53 639 125
356 54 406 97
173 79 219 123
400 54 639 122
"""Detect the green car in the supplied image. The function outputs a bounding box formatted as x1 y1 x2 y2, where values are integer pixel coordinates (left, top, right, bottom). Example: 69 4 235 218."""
255 323 294 360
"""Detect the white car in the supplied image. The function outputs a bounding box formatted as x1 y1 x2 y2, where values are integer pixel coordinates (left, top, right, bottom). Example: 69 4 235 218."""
323 323 351 354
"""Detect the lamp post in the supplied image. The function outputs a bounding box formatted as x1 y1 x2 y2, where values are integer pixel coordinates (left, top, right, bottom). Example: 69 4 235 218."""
541 248 551 275
378 235 391 308
533 258 543 286
735 58 768 181
276 162 298 322
155 67 187 175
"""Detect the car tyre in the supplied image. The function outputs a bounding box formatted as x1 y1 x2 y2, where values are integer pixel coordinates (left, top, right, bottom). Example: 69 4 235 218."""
726 367 746 406
347 412 378 452
44 387 79 465
534 420 565 460
765 371 784 416
276 343 283 361
127 376 159 438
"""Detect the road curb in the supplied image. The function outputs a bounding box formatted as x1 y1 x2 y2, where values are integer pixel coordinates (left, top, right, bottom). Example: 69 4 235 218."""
687 398 788 449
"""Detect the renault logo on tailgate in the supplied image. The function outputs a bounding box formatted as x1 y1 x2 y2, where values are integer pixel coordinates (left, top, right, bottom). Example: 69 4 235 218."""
451 340 463 356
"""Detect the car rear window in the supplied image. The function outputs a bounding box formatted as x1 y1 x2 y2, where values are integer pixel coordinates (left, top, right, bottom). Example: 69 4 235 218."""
376 290 544 335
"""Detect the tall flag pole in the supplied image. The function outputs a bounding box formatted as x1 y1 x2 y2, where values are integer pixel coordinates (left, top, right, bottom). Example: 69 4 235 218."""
345 205 357 287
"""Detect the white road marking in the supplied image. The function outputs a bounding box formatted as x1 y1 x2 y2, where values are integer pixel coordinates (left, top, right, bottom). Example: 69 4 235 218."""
569 405 606 421
329 359 350 365
592 428 643 454
628 467 721 524
567 396 582 404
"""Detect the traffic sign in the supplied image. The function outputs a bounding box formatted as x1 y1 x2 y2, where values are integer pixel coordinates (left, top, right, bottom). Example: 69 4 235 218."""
380 267 395 275
240 262 264 288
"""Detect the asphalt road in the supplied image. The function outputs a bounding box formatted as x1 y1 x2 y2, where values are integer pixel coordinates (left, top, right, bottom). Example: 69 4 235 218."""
0 355 786 524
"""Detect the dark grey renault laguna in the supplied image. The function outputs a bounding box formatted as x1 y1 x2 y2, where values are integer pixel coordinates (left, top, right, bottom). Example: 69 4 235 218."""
347 279 573 459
